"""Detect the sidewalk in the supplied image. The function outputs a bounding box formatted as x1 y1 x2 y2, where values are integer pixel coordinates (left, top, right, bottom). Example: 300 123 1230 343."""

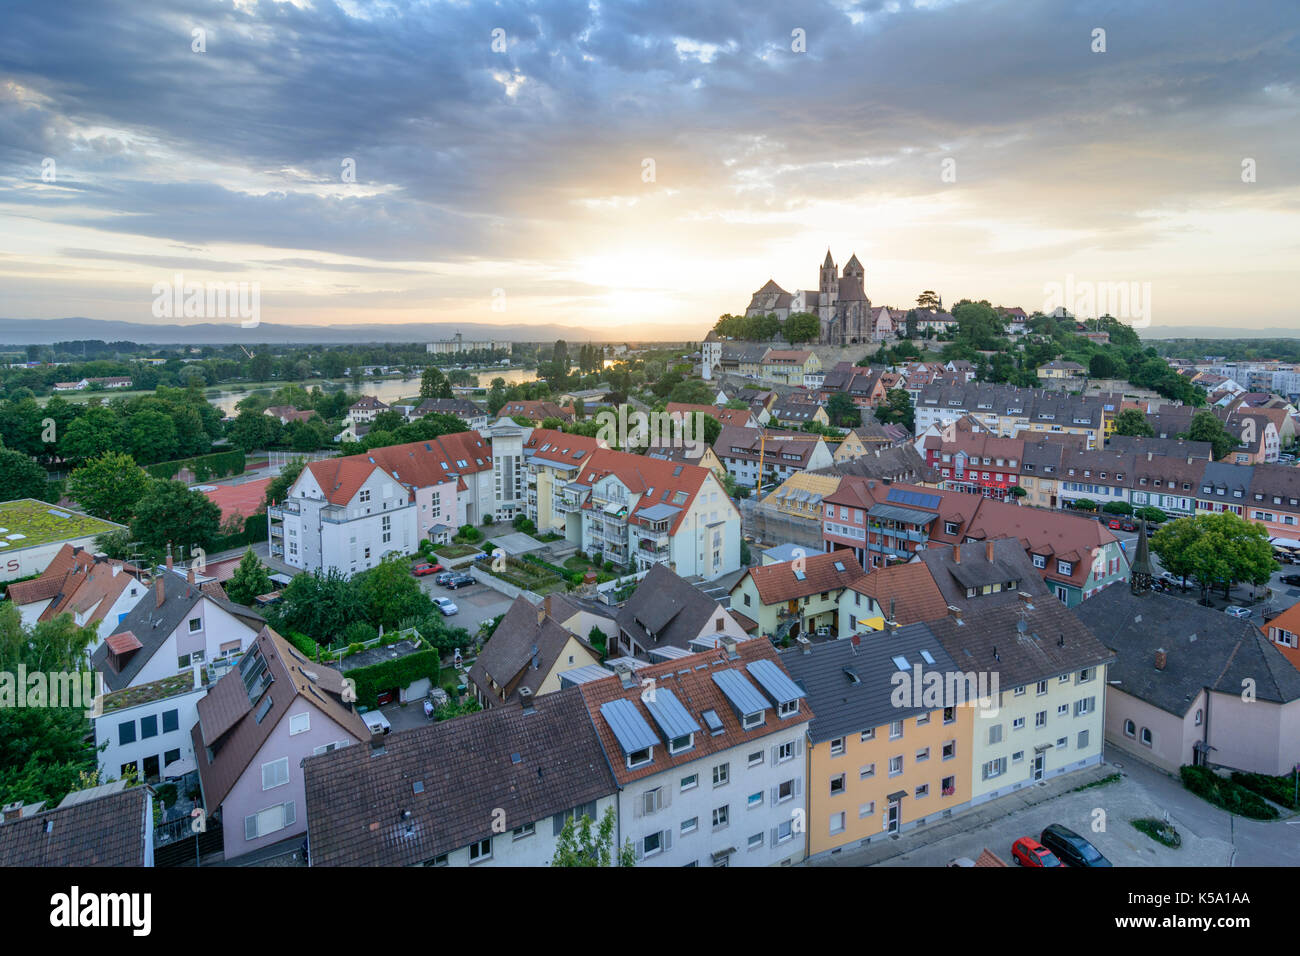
809 763 1116 867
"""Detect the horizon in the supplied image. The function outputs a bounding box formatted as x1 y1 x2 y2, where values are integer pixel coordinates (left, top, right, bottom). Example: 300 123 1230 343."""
1 1 1297 337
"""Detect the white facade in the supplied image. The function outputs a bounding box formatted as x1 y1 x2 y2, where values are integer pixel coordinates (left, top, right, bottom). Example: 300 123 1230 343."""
432 794 620 867
113 590 261 690
96 674 206 782
618 727 808 867
275 467 416 577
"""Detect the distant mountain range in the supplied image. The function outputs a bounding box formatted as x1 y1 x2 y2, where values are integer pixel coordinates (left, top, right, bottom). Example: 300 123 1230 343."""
0 317 672 346
1138 325 1300 340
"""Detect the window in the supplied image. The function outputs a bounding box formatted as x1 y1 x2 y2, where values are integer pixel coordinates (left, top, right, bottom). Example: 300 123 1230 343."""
889 719 903 739
916 747 930 762
1194 709 1203 727
1077 730 1090 749
681 774 698 792
860 728 875 742
469 838 492 863
512 822 535 840
747 750 763 768
777 779 795 803
642 788 664 815
188 617 202 633
1036 710 1047 728
1056 737 1068 750
712 805 729 829
289 713 310 736
1140 727 1153 747
748 831 764 850
668 734 693 755
829 774 846 796
628 746 652 769
161 709 179 733
776 819 794 844
164 748 180 766
988 724 1003 745
1123 719 1136 738
830 737 845 756
747 790 764 809
1012 716 1025 731
244 801 295 841
830 812 846 835
140 714 158 739
915 784 929 799
1074 697 1095 717
642 831 663 857
777 742 794 763
262 757 289 791
916 712 931 726
1036 680 1048 695
742 711 764 730
1032 554 1046 569
681 816 698 834
889 755 903 776
778 700 799 718
943 707 955 725
1079 668 1092 683
118 720 136 746
1012 750 1025 763
712 763 729 787
981 758 1007 780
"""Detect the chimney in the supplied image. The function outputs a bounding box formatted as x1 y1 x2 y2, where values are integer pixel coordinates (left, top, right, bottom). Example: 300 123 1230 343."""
192 662 203 690
721 636 740 660
166 543 173 572
953 545 961 564
156 576 166 609
614 663 636 690
1147 451 1152 461
1154 648 1167 671
985 540 994 563
187 566 196 586
797 635 812 655
519 686 535 713
947 605 964 623
111 564 120 578
2 801 22 823
536 602 546 627
1018 591 1035 607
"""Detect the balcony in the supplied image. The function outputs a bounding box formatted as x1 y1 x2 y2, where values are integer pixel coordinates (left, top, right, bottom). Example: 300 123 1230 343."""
268 503 300 519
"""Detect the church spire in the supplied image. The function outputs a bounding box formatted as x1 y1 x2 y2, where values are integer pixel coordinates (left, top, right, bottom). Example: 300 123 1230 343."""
1129 519 1153 596
823 249 835 268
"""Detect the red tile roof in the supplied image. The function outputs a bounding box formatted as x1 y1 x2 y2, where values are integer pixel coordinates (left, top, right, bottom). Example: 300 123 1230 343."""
745 550 866 605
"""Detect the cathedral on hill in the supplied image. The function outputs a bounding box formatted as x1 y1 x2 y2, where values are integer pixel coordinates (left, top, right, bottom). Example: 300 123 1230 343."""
744 250 893 345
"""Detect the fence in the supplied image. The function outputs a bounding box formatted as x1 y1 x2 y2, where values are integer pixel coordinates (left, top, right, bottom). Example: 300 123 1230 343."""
260 450 337 472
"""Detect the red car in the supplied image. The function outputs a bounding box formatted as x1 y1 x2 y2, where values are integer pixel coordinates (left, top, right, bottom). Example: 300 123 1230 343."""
411 562 444 577
1107 518 1122 530
1012 837 1064 867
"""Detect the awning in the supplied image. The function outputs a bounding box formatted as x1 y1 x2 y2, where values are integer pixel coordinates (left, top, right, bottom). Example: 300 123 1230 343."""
857 616 886 631
711 847 736 860
163 755 197 778
1034 743 1053 753
886 790 908 802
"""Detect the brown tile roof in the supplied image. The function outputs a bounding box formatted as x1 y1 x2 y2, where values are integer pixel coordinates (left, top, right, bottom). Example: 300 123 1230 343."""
468 595 594 705
303 687 615 866
193 626 368 811
0 787 149 867
665 402 753 428
105 631 142 654
847 563 949 625
745 550 866 605
578 640 813 787
3 543 91 605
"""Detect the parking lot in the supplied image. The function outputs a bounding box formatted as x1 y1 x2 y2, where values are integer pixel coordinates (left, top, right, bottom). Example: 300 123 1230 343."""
416 572 515 634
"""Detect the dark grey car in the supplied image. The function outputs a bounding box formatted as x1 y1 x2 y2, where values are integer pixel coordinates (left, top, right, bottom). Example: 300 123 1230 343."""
1040 824 1112 867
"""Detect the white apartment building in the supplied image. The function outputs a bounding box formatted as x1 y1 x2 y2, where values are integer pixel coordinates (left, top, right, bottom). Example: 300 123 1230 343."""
581 641 812 867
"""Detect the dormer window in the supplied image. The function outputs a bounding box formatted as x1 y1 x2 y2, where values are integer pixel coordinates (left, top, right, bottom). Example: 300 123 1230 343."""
668 734 694 755
1057 560 1073 576
778 700 799 718
742 711 764 730
627 746 653 769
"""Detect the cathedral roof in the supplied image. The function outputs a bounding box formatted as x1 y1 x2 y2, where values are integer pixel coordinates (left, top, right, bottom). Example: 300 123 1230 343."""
844 253 863 272
754 278 790 295
837 276 868 302
823 249 835 268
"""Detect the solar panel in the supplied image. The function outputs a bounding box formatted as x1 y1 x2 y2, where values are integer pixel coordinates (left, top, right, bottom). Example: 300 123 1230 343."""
599 699 659 754
643 688 702 742
712 669 770 716
746 659 807 705
886 487 941 509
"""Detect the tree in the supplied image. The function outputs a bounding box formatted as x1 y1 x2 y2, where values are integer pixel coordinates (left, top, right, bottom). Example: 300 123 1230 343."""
126 409 179 464
1072 498 1098 512
279 568 367 641
1134 506 1167 524
67 452 152 524
58 406 123 466
356 555 433 629
916 290 942 310
0 448 48 501
225 549 273 606
487 379 507 416
1185 410 1236 460
1151 511 1277 602
1088 352 1120 378
826 392 861 428
782 312 821 345
1102 501 1133 516
1112 408 1155 438
667 378 716 406
874 389 914 433
550 805 635 867
420 366 453 400
130 480 222 554
264 458 306 507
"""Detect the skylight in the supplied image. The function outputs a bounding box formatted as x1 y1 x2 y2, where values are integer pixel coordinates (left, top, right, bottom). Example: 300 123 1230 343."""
892 655 911 671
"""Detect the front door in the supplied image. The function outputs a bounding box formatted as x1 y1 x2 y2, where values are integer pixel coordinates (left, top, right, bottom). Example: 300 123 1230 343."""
1032 753 1045 781
886 800 900 834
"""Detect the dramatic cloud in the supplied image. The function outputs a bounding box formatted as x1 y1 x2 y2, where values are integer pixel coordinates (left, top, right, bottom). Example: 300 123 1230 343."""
0 0 1296 337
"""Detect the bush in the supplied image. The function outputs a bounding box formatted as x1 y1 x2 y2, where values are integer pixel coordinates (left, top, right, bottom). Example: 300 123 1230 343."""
343 621 378 646
1073 498 1098 512
156 783 178 808
456 524 482 543
1180 765 1278 819
1131 818 1181 848
344 649 441 710
285 631 319 659
1103 501 1133 516
1230 771 1300 810
483 515 495 526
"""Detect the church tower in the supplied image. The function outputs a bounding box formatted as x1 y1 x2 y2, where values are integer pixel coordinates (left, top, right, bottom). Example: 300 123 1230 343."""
843 253 864 284
819 249 838 317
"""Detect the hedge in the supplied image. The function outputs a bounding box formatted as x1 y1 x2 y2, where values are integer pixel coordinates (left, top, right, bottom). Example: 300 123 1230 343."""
210 514 268 553
285 631 319 659
344 649 441 710
146 449 246 482
1230 770 1299 810
1180 765 1278 819
521 553 572 578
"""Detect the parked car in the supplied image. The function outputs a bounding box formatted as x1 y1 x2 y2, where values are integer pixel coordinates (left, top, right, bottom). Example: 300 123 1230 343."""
434 596 459 616
445 572 476 590
1159 571 1186 589
412 562 444 577
434 571 455 586
1011 837 1063 868
1107 518 1122 530
946 857 976 867
1040 824 1111 867
1224 606 1252 619
1120 521 1137 532
1280 574 1300 587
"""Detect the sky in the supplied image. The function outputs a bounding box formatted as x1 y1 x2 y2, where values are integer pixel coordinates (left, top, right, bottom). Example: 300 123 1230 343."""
0 0 1296 341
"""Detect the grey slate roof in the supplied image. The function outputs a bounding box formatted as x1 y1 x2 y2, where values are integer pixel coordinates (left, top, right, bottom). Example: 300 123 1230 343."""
779 624 963 743
469 594 593 705
616 563 727 655
303 687 616 866
90 570 264 692
915 539 1050 610
1072 589 1300 716
927 598 1116 692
